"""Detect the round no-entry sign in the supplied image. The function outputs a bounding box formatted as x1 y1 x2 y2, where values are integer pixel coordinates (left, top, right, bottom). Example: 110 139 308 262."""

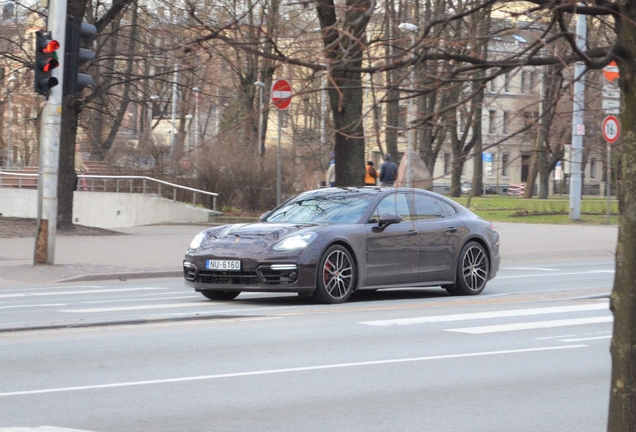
603 61 619 82
602 115 620 143
271 79 292 110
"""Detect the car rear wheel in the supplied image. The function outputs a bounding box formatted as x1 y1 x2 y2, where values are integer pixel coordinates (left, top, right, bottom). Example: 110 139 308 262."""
312 245 356 304
445 241 489 296
200 290 241 301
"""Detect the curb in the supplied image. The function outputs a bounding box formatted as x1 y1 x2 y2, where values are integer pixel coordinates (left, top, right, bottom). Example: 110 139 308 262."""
0 313 259 333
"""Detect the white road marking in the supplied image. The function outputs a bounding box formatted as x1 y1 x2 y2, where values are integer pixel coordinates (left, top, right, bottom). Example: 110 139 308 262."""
0 288 171 299
445 316 613 334
360 302 609 327
495 270 614 280
0 427 95 432
559 336 612 342
59 302 212 313
503 267 559 271
0 345 586 397
79 296 197 304
535 335 576 340
0 304 65 310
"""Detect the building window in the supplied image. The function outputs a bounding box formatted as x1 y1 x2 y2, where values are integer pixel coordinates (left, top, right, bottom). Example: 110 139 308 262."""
530 72 537 93
502 153 509 177
504 73 510 92
521 71 528 93
488 110 496 134
590 158 596 179
503 111 510 134
444 152 451 175
489 77 496 92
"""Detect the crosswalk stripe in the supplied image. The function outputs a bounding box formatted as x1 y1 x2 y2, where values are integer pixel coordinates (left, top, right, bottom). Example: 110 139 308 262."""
444 316 613 334
360 302 609 326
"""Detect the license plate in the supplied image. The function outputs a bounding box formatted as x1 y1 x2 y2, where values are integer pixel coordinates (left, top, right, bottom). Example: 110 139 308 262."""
207 260 241 271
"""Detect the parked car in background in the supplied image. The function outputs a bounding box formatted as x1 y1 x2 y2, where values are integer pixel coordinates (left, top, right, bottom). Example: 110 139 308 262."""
461 182 496 194
184 187 501 304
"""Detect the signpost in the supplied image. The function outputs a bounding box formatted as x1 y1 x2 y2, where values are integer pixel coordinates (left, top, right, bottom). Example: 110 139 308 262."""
271 79 292 205
602 115 620 223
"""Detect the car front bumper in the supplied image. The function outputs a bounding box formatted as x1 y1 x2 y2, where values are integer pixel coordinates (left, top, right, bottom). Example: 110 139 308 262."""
183 254 317 293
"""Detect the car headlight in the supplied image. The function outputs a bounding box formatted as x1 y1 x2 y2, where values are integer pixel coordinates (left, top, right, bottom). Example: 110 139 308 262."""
189 231 207 249
273 232 317 251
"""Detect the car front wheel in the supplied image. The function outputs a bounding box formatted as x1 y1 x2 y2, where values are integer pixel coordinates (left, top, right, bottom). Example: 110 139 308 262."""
445 241 489 296
312 245 356 304
200 290 241 301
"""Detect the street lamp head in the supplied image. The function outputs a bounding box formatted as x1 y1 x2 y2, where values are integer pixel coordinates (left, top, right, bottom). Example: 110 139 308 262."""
254 81 265 88
192 87 199 92
398 22 419 32
150 95 159 100
8 75 17 83
185 114 193 120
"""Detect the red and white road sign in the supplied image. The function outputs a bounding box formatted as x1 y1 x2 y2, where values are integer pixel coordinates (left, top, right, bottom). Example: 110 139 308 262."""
271 79 292 110
603 61 619 82
602 115 620 143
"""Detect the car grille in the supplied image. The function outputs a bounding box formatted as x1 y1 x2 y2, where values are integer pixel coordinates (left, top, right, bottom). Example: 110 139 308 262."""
184 263 298 285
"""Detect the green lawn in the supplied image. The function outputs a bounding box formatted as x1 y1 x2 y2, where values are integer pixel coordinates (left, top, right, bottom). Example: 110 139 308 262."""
449 195 619 225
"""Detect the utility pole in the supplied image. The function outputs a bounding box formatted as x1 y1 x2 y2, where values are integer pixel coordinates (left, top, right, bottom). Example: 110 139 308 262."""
569 9 586 220
170 64 178 157
34 0 67 264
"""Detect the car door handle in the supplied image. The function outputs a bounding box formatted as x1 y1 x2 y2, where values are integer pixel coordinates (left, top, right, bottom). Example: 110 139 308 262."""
407 230 418 236
446 227 458 233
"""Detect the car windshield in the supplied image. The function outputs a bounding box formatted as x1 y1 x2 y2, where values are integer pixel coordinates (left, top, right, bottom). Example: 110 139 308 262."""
265 192 376 224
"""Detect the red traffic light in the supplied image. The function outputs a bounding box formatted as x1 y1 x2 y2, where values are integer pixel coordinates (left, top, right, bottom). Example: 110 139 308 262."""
41 40 60 54
34 31 60 96
42 58 59 73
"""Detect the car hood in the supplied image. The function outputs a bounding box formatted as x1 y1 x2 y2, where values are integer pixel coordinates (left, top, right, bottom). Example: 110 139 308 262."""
195 222 319 252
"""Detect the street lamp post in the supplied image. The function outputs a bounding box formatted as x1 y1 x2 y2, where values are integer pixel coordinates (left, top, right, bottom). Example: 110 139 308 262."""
170 64 179 157
398 22 419 188
6 75 17 168
254 81 265 155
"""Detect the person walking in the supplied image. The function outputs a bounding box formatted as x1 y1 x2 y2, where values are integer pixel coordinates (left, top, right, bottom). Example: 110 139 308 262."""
364 161 378 186
326 161 336 187
379 153 398 187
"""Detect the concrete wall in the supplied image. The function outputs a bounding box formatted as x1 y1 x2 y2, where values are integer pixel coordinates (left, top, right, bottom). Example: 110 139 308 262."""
0 190 214 228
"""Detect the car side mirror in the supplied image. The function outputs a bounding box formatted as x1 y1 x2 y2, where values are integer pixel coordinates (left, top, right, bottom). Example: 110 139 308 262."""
378 212 402 230
259 212 270 221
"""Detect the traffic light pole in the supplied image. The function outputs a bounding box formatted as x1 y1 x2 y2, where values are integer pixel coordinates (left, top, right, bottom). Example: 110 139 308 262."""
35 0 67 264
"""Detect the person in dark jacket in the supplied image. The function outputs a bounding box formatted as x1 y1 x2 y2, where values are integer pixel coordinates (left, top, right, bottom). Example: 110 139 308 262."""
379 154 398 187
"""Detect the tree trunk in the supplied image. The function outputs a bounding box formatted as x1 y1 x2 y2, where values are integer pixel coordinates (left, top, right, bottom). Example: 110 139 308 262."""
607 10 636 425
316 0 371 187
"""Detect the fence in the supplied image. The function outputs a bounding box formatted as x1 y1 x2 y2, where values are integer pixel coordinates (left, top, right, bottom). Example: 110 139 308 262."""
0 171 218 211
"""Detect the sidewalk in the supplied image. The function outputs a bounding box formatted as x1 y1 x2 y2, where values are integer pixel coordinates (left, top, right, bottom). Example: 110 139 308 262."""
0 222 618 288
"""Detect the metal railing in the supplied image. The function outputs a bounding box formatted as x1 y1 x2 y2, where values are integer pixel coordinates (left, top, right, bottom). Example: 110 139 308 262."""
0 171 218 211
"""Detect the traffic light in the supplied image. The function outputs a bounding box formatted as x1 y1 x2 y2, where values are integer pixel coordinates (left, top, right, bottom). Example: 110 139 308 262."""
64 15 96 97
34 31 60 96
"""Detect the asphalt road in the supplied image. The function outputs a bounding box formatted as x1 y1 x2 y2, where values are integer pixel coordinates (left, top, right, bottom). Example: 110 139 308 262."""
0 259 614 432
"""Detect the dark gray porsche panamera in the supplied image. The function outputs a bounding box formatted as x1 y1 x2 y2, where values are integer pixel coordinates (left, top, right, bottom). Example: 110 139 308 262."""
183 187 500 304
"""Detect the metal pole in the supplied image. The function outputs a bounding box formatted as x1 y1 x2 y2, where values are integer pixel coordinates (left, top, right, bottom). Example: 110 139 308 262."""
255 82 265 155
569 8 586 220
406 57 414 188
277 112 282 205
170 64 178 157
35 0 67 264
321 70 327 161
607 142 611 224
193 87 199 151
6 81 13 168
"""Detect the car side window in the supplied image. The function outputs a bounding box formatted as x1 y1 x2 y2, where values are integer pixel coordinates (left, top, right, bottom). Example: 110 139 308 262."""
413 194 454 220
367 193 411 223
